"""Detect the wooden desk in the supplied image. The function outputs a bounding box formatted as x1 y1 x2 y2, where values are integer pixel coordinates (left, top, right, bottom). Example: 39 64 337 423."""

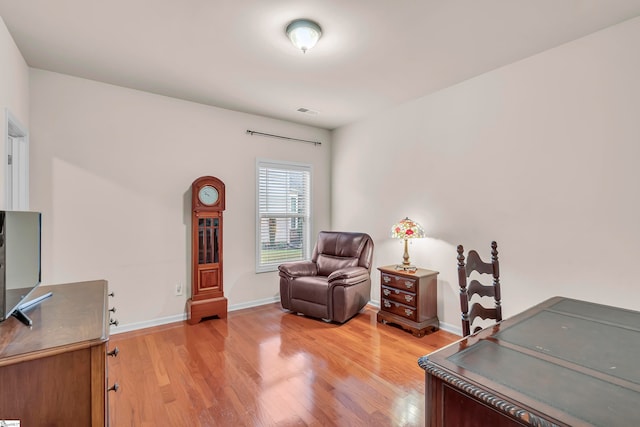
0 281 112 426
419 297 640 427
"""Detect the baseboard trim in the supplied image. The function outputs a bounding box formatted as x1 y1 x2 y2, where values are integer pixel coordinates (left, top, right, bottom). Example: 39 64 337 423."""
438 322 462 336
111 296 281 334
111 296 462 336
230 295 280 311
367 299 461 336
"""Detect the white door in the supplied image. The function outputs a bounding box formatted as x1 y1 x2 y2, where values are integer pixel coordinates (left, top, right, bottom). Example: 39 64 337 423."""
5 110 29 210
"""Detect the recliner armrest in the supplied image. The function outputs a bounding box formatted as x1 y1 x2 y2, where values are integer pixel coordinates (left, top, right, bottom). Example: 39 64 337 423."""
327 266 369 286
278 261 318 278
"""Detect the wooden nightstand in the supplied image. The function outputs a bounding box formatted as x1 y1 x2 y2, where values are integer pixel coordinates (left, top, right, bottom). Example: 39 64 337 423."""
376 265 439 337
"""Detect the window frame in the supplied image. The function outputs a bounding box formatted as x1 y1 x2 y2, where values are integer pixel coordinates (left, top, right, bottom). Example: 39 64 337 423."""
255 158 312 273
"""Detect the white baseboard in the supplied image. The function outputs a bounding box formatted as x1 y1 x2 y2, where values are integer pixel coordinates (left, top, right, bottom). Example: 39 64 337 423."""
229 295 280 311
438 322 462 336
367 299 462 336
110 313 186 334
110 296 281 334
111 296 463 336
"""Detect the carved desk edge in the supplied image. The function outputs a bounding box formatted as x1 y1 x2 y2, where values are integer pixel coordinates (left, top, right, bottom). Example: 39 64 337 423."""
417 355 560 427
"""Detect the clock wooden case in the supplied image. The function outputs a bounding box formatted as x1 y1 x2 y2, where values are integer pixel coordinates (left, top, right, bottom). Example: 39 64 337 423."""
187 176 227 324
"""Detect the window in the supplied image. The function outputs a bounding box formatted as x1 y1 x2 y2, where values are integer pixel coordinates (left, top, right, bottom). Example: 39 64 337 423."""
256 159 311 272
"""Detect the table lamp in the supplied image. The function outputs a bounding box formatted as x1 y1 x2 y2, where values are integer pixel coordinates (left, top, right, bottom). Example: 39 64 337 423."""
390 217 425 271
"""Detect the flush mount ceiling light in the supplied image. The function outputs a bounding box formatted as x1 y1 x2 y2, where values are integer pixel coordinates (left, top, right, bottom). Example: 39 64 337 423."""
286 19 322 53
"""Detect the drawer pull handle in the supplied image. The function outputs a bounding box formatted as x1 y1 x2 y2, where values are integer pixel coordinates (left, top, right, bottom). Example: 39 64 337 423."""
404 281 414 289
109 307 117 313
404 309 414 317
108 383 119 393
405 295 414 303
383 276 391 283
383 289 390 296
108 347 119 357
110 318 119 327
383 300 391 308
394 289 400 294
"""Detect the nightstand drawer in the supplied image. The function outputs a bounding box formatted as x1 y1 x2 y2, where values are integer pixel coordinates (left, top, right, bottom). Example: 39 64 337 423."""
382 299 417 321
381 285 416 307
381 273 417 292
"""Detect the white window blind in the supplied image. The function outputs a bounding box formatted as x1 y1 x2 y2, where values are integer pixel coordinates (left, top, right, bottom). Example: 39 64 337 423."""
256 160 311 272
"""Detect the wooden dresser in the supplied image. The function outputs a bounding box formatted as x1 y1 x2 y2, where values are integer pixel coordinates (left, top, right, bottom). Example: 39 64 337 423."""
377 266 439 337
0 280 116 426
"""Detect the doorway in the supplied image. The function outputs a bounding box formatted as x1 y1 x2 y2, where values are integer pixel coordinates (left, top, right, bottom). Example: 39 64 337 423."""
5 109 29 210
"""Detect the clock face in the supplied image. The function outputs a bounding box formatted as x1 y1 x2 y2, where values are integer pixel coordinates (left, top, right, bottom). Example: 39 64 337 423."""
198 185 219 206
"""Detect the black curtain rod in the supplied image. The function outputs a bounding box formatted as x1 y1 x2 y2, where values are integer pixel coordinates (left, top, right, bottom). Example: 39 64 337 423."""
246 129 321 146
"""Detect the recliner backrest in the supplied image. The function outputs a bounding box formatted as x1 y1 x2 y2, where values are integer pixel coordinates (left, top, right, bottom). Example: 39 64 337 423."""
313 231 373 276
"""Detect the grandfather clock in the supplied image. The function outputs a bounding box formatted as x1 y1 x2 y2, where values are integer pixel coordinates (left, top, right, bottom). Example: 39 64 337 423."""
187 176 227 324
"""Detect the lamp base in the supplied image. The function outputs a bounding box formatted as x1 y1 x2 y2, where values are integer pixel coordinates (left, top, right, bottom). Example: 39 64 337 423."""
395 264 417 273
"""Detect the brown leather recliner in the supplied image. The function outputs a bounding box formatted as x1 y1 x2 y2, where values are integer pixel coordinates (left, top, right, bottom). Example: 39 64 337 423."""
278 231 374 323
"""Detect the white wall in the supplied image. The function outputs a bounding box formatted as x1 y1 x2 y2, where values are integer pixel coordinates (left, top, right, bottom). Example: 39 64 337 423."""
0 16 29 208
29 69 331 330
332 17 640 333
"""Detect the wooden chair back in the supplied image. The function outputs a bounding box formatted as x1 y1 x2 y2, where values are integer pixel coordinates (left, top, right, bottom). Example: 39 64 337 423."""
457 241 502 336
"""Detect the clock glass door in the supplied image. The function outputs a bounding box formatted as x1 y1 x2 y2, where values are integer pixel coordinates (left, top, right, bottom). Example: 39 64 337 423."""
195 213 221 296
199 217 219 264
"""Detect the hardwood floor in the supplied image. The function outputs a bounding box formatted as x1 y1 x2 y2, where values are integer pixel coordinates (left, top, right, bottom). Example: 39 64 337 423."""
108 303 459 426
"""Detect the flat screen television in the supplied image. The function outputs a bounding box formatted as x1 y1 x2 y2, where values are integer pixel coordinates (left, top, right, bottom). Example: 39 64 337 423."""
0 210 42 323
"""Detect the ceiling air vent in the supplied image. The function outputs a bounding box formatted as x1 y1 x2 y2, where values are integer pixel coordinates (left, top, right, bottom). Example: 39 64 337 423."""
297 107 319 115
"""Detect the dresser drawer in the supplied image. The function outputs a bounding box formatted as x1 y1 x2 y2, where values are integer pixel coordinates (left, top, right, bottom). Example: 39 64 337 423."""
381 273 417 292
382 299 418 321
381 285 417 307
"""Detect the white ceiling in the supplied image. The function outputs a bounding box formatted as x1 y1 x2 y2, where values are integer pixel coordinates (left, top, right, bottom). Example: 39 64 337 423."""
2 1 640 130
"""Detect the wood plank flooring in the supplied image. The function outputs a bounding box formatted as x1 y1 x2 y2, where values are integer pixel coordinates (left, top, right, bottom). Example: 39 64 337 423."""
108 303 459 426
